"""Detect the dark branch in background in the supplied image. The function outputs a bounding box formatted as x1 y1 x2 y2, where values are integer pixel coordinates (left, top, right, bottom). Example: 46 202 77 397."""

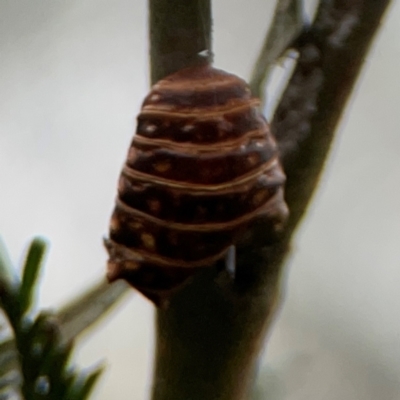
272 0 392 237
148 1 392 400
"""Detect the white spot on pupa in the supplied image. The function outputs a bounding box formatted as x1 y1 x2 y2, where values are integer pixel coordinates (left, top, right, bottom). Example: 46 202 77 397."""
145 124 157 133
182 124 195 132
198 49 210 58
149 93 161 102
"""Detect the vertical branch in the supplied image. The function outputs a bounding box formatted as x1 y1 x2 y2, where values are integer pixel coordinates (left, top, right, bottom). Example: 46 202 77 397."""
149 0 212 84
148 1 392 400
148 2 281 400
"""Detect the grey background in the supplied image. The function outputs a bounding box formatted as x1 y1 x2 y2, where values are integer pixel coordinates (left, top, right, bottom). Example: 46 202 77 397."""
0 1 399 399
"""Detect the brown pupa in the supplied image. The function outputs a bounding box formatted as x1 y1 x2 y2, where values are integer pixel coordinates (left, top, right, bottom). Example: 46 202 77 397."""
105 64 288 305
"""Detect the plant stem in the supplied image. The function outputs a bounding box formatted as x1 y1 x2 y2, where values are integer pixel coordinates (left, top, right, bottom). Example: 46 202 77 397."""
148 1 392 399
249 0 304 100
151 240 288 400
149 0 212 84
149 2 286 399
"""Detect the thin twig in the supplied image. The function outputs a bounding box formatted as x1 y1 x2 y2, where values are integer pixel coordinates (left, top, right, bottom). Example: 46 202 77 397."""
57 279 129 344
249 0 305 101
272 0 393 237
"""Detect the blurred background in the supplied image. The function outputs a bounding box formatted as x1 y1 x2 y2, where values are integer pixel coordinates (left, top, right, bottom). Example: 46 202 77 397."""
0 0 399 399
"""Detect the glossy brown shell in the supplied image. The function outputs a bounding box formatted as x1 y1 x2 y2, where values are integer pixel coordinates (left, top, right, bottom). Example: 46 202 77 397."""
105 64 288 305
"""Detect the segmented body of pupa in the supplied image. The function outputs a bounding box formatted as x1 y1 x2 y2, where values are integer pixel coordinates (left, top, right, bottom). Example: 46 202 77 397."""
105 64 288 305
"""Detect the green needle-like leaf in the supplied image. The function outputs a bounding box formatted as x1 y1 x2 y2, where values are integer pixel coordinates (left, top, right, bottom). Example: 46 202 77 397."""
0 278 130 383
0 239 111 399
0 239 18 289
78 367 104 399
64 366 104 400
18 237 48 316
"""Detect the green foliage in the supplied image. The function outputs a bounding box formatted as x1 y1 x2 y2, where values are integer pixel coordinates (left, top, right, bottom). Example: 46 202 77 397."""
18 238 47 316
0 240 17 289
0 238 104 400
